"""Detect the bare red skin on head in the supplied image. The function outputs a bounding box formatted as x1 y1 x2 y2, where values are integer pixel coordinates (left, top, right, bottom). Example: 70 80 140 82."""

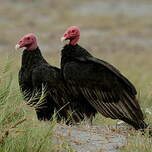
17 33 38 51
63 26 80 46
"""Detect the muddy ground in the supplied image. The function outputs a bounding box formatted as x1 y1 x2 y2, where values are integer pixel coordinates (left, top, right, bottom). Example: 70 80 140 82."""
53 124 131 152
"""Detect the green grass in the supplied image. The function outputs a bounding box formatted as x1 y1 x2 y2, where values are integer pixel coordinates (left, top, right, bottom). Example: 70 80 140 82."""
1 50 152 151
1 0 152 151
0 56 75 152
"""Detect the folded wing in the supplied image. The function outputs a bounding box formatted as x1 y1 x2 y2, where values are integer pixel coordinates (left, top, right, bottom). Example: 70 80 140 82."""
63 56 147 129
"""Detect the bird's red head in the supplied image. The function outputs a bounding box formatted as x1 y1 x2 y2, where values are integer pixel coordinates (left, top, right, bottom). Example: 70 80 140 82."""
15 33 38 51
61 26 80 46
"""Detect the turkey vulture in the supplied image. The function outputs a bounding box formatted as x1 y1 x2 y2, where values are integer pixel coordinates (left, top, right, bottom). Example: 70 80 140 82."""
15 33 97 124
60 26 148 130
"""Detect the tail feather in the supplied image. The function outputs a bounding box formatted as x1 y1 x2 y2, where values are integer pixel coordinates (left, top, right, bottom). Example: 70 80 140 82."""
121 117 148 130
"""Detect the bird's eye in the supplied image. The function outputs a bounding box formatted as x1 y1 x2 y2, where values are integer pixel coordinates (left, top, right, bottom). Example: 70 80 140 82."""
27 37 30 40
71 30 75 33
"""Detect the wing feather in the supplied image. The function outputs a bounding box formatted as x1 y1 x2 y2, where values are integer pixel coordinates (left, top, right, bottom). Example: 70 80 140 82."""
62 45 147 129
63 56 146 129
72 82 144 126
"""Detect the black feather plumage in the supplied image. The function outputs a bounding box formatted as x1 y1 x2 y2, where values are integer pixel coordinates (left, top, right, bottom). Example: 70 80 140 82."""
61 44 148 130
19 47 67 121
19 47 97 123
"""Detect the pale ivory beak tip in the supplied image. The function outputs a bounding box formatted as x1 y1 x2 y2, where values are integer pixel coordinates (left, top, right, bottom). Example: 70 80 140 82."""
61 37 66 42
60 37 70 45
15 44 20 51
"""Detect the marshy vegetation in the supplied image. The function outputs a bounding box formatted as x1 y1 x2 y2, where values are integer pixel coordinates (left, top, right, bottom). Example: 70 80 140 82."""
1 0 152 151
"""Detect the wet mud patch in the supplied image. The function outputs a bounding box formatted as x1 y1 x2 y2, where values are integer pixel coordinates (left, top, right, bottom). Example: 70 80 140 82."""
53 124 128 152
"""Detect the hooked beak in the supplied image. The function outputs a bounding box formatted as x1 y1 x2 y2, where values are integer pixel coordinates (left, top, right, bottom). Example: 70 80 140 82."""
60 37 70 45
15 44 21 51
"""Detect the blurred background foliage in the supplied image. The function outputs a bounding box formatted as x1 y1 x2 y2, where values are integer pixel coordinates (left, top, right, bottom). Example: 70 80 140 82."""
1 0 152 151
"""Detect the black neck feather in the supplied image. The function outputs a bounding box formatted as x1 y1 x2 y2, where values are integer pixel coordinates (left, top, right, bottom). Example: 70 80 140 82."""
21 47 46 69
61 44 92 68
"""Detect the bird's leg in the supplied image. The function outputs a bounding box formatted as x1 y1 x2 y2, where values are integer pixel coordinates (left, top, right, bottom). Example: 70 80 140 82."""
82 114 93 128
